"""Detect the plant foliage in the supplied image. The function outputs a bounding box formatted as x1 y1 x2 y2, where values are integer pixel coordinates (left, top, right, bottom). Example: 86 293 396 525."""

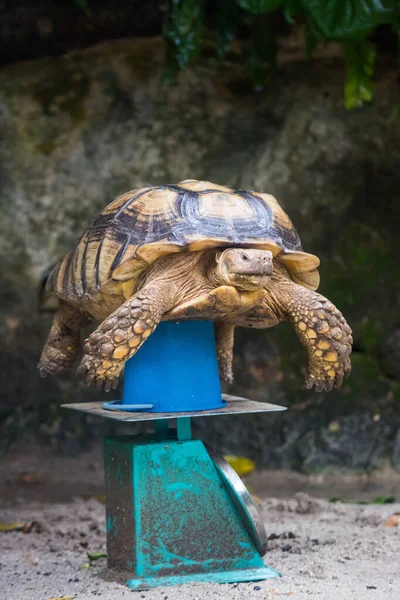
73 0 400 108
344 40 376 108
301 0 395 39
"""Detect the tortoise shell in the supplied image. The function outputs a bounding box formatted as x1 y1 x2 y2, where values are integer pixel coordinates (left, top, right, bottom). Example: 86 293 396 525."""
48 180 320 302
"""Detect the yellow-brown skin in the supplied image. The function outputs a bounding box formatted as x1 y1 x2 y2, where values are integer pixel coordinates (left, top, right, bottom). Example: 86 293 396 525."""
39 249 352 392
39 300 90 376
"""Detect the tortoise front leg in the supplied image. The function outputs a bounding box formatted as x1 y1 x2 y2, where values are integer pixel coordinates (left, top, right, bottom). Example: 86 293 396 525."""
76 284 176 391
268 282 352 392
214 322 235 384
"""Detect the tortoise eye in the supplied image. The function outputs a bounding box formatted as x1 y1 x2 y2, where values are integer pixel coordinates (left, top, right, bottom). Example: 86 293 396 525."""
242 254 249 261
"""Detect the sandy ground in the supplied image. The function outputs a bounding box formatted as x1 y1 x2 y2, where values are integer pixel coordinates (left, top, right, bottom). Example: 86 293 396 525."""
0 446 399 600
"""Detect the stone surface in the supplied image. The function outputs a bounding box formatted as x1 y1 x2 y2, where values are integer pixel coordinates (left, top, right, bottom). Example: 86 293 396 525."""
0 38 399 470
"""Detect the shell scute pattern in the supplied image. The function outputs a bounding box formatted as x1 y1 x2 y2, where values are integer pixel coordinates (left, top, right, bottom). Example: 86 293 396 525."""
47 180 319 300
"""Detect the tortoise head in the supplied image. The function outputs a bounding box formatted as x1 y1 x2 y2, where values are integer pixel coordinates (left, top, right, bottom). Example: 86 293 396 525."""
215 248 273 291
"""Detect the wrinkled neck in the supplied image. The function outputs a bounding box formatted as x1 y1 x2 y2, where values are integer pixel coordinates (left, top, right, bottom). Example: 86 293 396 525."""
207 260 227 288
261 261 296 320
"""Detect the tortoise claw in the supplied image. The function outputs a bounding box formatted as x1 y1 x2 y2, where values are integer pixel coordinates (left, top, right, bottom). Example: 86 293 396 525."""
84 372 96 387
306 369 343 393
77 361 96 387
324 378 334 393
77 355 122 391
76 364 88 379
334 373 343 389
38 366 48 379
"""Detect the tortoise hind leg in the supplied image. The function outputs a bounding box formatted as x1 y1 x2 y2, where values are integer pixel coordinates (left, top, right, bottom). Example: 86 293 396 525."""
38 300 89 378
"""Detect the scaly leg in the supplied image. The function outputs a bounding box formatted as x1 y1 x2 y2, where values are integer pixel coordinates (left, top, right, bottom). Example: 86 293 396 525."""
76 283 177 391
38 300 90 377
214 322 235 384
266 278 352 392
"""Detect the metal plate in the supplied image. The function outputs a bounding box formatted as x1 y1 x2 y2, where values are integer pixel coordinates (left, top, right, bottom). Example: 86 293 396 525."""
62 394 286 423
209 449 268 557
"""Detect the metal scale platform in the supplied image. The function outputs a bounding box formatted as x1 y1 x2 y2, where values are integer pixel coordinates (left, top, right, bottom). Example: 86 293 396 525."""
64 321 285 590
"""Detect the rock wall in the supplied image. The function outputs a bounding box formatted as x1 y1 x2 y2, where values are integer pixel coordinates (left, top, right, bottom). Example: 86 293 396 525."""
0 38 399 471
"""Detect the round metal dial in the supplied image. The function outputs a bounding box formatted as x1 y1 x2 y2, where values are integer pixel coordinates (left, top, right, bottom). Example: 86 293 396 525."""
209 449 268 556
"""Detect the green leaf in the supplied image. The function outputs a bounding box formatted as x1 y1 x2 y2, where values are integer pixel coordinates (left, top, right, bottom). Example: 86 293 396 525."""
373 495 396 504
344 40 376 109
284 0 303 23
301 0 395 39
329 495 396 505
163 0 205 70
87 551 107 561
215 0 240 58
236 0 283 13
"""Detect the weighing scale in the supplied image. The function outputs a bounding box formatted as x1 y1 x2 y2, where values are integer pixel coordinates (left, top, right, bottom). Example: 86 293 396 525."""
64 321 285 590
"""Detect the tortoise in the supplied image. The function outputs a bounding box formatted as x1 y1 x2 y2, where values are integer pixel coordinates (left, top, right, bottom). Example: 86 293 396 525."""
38 179 352 393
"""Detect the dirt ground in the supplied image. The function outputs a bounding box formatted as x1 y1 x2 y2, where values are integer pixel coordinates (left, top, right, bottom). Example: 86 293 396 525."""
0 444 399 600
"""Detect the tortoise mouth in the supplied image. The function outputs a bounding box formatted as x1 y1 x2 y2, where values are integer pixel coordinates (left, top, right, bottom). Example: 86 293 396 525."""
230 263 273 277
227 272 272 291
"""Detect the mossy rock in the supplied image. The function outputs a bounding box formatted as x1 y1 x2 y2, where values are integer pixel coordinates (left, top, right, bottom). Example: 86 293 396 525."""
0 38 399 471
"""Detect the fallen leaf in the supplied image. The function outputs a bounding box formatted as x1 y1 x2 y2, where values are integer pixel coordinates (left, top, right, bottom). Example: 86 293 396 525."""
251 494 262 504
5 315 20 330
0 520 40 533
93 495 105 504
80 562 90 569
373 495 396 505
87 551 107 561
384 513 400 527
19 473 41 485
329 496 396 505
328 420 340 433
0 521 25 532
224 455 255 478
22 521 38 533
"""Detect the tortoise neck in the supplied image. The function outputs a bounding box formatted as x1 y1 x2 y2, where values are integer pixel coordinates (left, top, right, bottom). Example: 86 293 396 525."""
207 260 226 288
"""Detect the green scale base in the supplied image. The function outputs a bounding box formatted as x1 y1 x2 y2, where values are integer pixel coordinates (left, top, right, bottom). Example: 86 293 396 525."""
64 322 285 590
65 397 285 590
104 431 279 590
